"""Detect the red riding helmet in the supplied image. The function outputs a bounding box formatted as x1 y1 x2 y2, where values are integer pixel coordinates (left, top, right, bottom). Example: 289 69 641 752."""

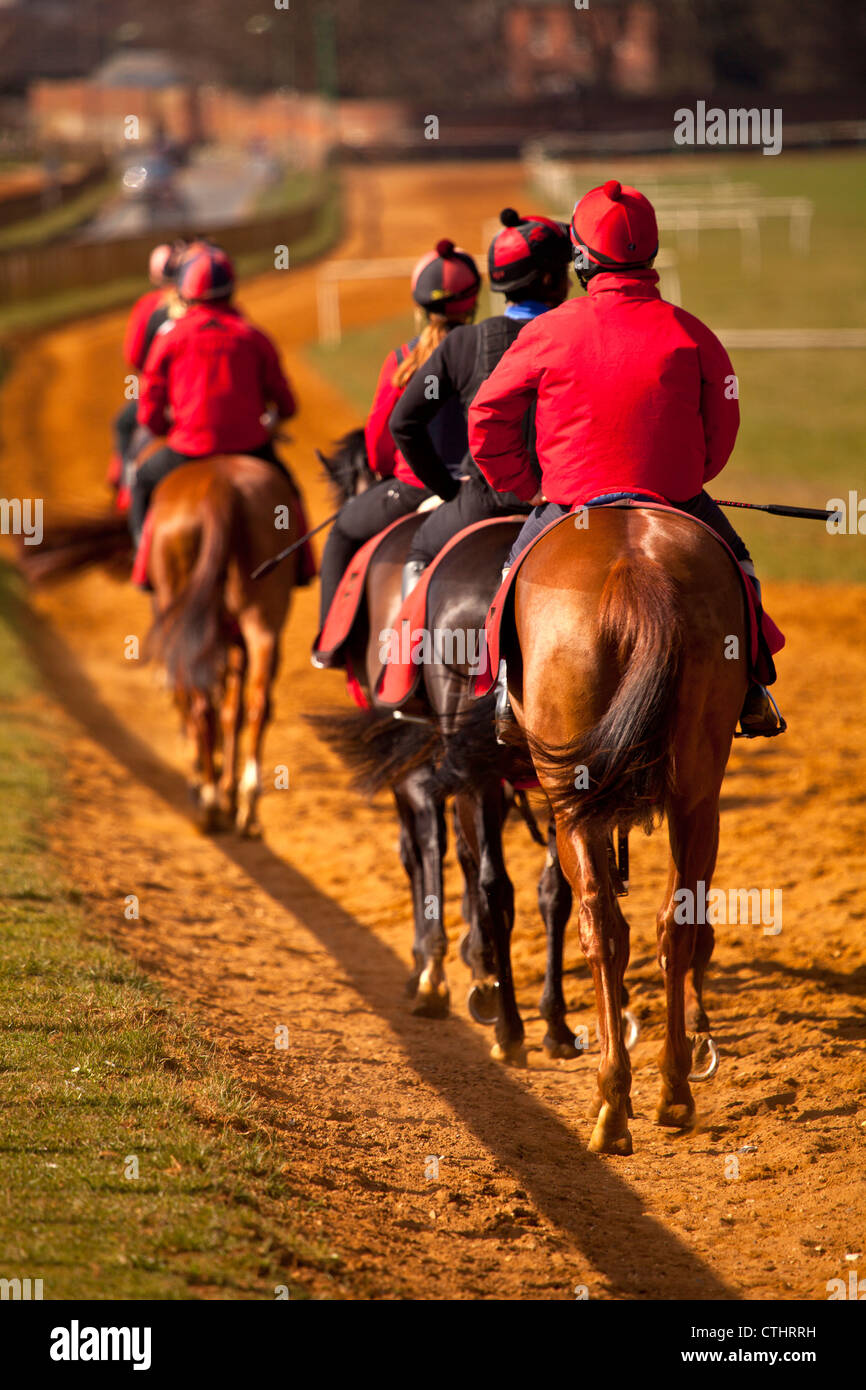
176 245 236 303
411 239 481 317
570 180 658 275
488 207 571 294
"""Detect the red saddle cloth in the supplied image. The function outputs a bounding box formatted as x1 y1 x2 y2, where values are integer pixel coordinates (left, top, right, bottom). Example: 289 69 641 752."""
130 511 154 588
375 515 525 709
473 498 785 697
312 512 420 667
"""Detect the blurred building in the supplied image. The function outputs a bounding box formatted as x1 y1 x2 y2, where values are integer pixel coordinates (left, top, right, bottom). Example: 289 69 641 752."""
28 48 409 166
503 0 658 98
30 50 200 149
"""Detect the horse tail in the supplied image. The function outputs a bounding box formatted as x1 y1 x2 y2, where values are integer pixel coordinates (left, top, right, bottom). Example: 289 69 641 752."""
16 514 131 584
527 553 683 834
148 482 237 693
305 707 439 796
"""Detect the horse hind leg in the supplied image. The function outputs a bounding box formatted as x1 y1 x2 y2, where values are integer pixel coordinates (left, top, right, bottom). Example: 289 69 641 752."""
473 782 525 1067
217 641 246 823
395 767 449 1018
453 792 499 1027
235 622 277 837
538 817 577 1059
560 824 632 1154
189 688 219 833
394 782 427 1000
655 795 721 1129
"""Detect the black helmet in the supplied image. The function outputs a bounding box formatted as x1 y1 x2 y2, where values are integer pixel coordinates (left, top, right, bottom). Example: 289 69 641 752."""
488 208 571 295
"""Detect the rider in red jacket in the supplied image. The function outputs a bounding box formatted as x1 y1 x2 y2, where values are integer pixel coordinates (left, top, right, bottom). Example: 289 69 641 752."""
112 241 185 484
314 239 480 651
469 180 782 738
129 244 296 544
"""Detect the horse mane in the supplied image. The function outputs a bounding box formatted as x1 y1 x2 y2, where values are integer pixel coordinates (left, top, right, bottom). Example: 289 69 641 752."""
317 428 375 505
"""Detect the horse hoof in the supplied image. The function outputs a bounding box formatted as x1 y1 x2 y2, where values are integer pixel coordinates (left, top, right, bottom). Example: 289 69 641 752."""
655 1099 695 1129
490 1041 527 1068
588 1119 633 1156
412 987 450 1020
688 1033 719 1082
543 1033 579 1060
467 982 499 1026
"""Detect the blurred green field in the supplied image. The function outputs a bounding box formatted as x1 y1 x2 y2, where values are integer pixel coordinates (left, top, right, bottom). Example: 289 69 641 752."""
307 150 865 584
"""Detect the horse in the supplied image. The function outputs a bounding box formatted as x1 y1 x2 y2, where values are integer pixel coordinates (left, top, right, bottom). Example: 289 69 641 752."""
506 505 746 1154
311 431 450 1014
146 453 303 835
420 519 580 1064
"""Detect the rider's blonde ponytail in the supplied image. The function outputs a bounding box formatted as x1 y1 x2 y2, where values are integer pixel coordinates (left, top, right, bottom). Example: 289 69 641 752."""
392 312 470 389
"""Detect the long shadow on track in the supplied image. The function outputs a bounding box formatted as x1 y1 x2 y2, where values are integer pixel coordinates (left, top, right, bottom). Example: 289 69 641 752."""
20 590 739 1301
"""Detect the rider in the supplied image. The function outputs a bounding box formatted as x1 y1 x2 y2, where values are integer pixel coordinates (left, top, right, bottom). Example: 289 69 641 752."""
389 208 571 598
314 239 481 653
129 243 297 547
468 179 782 738
112 240 185 482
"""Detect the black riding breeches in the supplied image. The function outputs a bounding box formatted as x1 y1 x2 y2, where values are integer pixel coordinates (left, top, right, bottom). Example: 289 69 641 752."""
113 399 139 463
405 475 530 569
317 477 429 628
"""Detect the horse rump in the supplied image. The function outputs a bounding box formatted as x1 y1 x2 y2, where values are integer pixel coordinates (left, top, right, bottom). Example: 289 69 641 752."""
526 552 683 835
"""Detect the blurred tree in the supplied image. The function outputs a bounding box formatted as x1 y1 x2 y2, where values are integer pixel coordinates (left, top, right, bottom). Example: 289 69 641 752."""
1 0 862 100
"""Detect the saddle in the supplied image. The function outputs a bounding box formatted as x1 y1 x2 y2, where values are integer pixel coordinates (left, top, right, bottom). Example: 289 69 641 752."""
312 512 421 673
473 495 785 697
375 515 525 710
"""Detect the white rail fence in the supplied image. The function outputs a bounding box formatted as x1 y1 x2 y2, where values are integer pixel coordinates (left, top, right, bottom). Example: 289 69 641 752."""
317 247 682 346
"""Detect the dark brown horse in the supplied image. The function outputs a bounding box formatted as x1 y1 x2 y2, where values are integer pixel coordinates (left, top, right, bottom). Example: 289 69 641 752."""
506 506 746 1153
312 432 450 1013
147 454 302 834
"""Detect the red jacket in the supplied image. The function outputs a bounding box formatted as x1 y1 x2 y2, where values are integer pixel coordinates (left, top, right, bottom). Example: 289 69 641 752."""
138 302 295 456
468 270 739 506
365 348 427 488
123 289 166 371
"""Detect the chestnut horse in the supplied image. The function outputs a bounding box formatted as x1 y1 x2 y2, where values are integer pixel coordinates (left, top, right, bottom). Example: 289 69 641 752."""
508 506 746 1154
147 454 302 834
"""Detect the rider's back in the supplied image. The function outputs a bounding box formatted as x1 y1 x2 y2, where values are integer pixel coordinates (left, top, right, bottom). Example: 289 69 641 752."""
141 302 293 456
471 270 738 507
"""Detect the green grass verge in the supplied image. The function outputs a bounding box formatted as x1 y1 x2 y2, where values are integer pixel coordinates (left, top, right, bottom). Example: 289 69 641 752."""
308 151 865 584
0 564 341 1300
0 179 116 253
252 168 329 217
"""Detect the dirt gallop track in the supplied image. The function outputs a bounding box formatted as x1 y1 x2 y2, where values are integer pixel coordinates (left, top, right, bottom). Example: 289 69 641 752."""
3 164 864 1300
